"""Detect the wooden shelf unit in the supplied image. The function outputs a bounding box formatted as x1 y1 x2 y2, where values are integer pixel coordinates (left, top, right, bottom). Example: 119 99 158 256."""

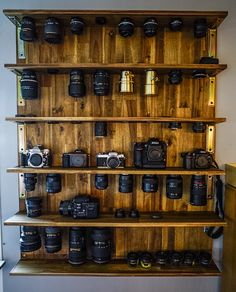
4 212 226 228
10 259 221 277
4 9 228 277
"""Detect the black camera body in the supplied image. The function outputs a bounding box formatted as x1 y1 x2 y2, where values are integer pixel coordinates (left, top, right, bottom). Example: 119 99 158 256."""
134 138 167 169
181 149 213 169
59 195 99 219
21 145 51 168
96 152 125 169
62 149 88 168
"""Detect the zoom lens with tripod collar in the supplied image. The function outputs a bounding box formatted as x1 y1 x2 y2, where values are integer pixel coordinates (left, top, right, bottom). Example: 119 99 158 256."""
144 69 159 96
119 174 133 193
143 17 158 37
119 70 134 93
44 227 62 253
93 70 110 96
70 17 85 35
44 17 62 44
69 227 86 265
24 173 37 192
25 196 42 217
190 175 207 206
68 69 86 98
20 226 41 252
21 69 38 100
20 16 36 42
118 17 134 37
46 174 62 193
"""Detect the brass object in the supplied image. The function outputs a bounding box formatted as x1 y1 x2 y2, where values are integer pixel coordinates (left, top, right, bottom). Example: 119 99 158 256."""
208 77 216 106
207 175 214 199
119 70 134 93
208 29 217 58
144 69 159 95
18 124 26 199
17 76 25 106
206 125 215 154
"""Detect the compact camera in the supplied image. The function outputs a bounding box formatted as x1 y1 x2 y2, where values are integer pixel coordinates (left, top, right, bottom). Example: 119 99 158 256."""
134 138 167 169
21 145 51 168
62 149 88 168
96 152 125 169
59 195 99 219
181 149 213 169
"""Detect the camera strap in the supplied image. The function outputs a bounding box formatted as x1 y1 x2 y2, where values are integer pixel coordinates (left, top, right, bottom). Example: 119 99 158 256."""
204 175 224 239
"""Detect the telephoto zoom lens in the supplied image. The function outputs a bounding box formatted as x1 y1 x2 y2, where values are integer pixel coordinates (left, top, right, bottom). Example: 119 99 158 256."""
68 69 86 98
95 122 107 137
90 228 112 264
21 69 38 100
46 174 62 193
44 17 62 44
93 70 110 96
166 175 183 199
69 227 86 265
142 175 158 192
143 17 158 37
20 16 36 41
190 175 207 206
20 226 41 252
70 17 85 35
194 18 208 38
119 174 133 193
25 196 42 217
24 173 37 192
118 17 134 37
95 174 108 190
44 227 62 253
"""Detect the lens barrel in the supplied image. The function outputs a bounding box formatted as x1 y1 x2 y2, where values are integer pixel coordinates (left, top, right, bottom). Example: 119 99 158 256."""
190 175 207 206
44 17 62 44
69 227 86 265
143 17 158 37
194 18 208 38
119 174 133 193
169 18 183 31
24 173 37 192
46 174 62 193
118 17 134 37
90 228 112 263
93 70 110 96
168 122 182 130
20 16 36 41
25 196 42 217
166 175 183 199
70 17 85 35
95 122 107 137
68 69 86 98
192 122 206 133
20 226 41 252
142 175 158 192
44 227 62 253
21 69 38 100
95 174 108 190
168 69 183 85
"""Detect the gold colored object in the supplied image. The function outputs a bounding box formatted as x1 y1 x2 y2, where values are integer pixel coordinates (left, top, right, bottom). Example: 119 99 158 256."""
208 77 216 106
144 69 159 96
206 125 215 154
208 29 217 58
17 76 25 106
119 70 134 93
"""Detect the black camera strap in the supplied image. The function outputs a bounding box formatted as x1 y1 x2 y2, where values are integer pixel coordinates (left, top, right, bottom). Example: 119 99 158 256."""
204 174 224 239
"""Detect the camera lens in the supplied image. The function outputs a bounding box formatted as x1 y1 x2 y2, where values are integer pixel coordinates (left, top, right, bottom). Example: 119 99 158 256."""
59 200 71 216
142 175 158 192
194 18 208 38
198 251 212 266
129 208 140 218
190 175 207 206
119 174 133 193
29 153 43 167
169 251 182 265
169 18 183 31
20 226 41 252
127 252 139 267
90 228 112 263
155 251 169 265
68 69 86 98
168 122 182 130
44 227 62 253
183 251 196 266
192 69 207 79
115 208 126 218
20 16 36 42
21 69 38 100
25 196 42 217
95 122 107 137
70 17 85 35
93 70 110 96
69 227 86 265
44 17 62 44
192 122 206 133
143 17 158 37
95 174 108 190
107 156 119 169
118 17 134 37
46 174 62 193
168 69 183 85
140 252 152 268
166 175 183 199
24 173 37 192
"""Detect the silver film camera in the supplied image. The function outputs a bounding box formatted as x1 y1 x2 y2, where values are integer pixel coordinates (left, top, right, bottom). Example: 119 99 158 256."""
96 151 125 169
21 145 52 168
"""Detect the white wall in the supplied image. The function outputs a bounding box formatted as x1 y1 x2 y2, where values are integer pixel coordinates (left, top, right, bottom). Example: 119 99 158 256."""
0 1 236 292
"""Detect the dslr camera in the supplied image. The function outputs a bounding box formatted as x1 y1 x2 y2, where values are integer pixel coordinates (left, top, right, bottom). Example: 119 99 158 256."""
59 195 99 219
134 138 167 169
96 152 125 169
21 145 51 168
181 149 213 169
62 149 88 168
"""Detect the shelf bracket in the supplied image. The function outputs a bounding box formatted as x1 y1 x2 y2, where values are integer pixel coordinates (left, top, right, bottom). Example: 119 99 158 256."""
208 77 216 107
16 26 25 60
208 29 217 58
17 76 25 107
207 175 214 199
206 125 215 154
18 124 26 199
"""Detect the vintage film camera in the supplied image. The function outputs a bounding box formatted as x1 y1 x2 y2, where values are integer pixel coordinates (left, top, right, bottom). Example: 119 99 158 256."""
96 151 125 169
181 149 213 169
21 145 51 168
62 149 88 168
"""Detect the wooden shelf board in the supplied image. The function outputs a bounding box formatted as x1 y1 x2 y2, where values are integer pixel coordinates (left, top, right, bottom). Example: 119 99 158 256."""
4 63 227 76
4 212 226 227
3 10 227 28
6 116 226 124
6 167 225 175
10 259 221 276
